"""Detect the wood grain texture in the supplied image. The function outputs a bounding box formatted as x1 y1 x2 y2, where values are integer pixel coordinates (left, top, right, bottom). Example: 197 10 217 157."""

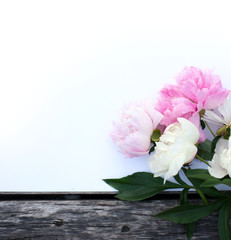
0 199 221 240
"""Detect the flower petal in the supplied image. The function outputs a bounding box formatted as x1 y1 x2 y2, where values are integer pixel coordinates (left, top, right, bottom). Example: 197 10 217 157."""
215 138 229 155
202 110 226 126
208 154 228 179
217 94 231 125
177 118 200 144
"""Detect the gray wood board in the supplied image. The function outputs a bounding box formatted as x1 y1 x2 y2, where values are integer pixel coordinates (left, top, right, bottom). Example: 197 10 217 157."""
0 199 221 239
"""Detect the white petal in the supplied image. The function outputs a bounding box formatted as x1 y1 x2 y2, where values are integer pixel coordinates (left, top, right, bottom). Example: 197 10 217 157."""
208 154 228 179
177 118 199 144
227 166 231 178
148 154 168 177
215 138 229 155
164 152 185 182
202 110 225 126
184 144 198 164
159 131 177 144
218 95 231 124
228 136 231 149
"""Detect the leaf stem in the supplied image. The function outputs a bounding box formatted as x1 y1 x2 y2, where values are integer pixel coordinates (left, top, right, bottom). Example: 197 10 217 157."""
196 155 210 167
204 121 216 137
196 188 209 205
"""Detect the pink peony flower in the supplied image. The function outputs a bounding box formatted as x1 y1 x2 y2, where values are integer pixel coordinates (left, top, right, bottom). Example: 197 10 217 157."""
155 67 229 142
110 102 163 158
176 66 230 111
156 85 197 126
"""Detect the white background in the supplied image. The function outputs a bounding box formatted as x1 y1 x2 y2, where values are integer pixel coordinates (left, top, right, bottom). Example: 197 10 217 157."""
0 0 231 191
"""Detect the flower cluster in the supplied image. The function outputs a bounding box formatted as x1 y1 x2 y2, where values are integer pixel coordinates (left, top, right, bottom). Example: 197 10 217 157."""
105 67 231 240
110 66 230 181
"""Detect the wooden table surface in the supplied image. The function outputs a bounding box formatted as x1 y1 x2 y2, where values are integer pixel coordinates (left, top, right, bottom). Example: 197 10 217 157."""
0 193 221 240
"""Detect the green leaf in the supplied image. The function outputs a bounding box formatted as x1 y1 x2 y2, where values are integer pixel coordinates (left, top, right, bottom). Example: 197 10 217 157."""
197 139 213 160
200 187 228 198
104 172 180 190
186 169 212 180
211 136 221 152
151 129 161 142
174 172 189 187
222 178 231 187
103 172 181 201
184 168 227 198
199 178 222 187
115 187 165 201
154 200 224 224
200 120 206 130
149 143 156 154
187 169 231 190
218 200 231 240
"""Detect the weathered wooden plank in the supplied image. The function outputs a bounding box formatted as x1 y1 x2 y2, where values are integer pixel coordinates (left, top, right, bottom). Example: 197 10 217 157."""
0 199 221 240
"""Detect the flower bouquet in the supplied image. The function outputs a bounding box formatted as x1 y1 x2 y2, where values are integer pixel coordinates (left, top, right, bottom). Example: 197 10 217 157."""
104 67 231 240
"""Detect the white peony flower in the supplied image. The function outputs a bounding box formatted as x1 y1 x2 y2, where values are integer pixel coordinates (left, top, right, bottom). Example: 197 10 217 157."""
202 94 231 127
148 118 200 182
208 137 231 178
